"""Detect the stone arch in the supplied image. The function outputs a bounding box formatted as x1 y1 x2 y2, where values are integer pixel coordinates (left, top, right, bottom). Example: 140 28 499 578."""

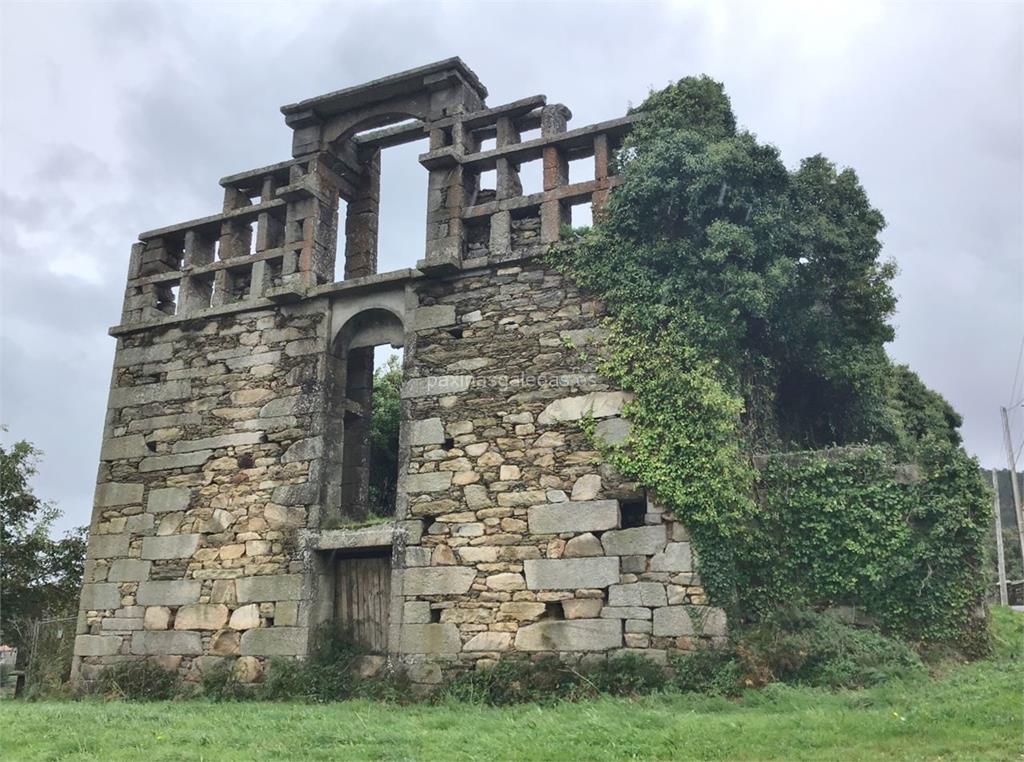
324 297 408 525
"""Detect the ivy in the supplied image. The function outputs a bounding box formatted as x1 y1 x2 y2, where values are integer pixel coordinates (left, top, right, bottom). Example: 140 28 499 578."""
554 76 989 650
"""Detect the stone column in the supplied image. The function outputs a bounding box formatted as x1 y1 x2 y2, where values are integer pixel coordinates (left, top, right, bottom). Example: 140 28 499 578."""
344 148 381 280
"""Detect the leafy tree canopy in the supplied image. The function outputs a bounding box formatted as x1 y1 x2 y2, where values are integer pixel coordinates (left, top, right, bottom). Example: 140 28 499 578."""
0 431 86 653
556 77 987 649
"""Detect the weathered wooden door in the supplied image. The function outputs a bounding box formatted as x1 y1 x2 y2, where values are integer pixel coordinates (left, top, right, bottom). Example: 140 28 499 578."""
333 553 391 652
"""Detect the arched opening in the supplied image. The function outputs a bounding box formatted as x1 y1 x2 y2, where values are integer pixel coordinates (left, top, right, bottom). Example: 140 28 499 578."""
324 308 405 526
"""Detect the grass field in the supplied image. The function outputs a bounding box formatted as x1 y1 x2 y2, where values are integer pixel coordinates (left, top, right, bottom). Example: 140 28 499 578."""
1 612 1020 761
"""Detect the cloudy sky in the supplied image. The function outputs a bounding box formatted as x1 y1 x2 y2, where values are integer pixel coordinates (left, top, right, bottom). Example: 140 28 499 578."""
1 0 1021 534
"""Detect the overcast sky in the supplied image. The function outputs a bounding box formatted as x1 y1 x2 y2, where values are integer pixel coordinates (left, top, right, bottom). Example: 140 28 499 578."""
1 0 1021 534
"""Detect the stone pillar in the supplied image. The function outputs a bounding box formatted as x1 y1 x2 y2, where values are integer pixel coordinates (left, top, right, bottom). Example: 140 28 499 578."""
540 105 571 244
344 148 381 280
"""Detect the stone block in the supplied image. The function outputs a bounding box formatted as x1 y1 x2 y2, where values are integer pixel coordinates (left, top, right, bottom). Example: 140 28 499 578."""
109 380 190 408
562 598 603 619
139 451 212 472
89 533 130 559
236 574 303 602
650 542 692 572
402 567 476 596
281 437 322 463
404 471 453 493
412 305 457 330
141 533 201 560
690 607 728 637
131 630 203 655
75 634 122 657
95 482 143 507
527 500 619 535
485 572 525 591
404 547 432 567
174 603 229 630
595 417 632 446
229 603 261 630
172 432 264 453
275 601 299 627
409 418 445 445
402 376 472 399
536 391 631 425
101 617 143 631
463 631 513 651
564 532 603 557
114 343 174 367
147 487 190 513
399 623 461 654
144 606 172 630
514 619 622 651
100 435 150 461
240 627 307 656
79 583 121 610
524 557 620 590
137 580 202 606
601 526 667 556
108 559 152 582
570 474 602 501
403 601 432 624
608 582 667 608
652 606 695 637
600 606 651 620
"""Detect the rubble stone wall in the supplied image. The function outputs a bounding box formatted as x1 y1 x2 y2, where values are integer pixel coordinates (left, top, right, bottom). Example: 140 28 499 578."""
76 300 331 684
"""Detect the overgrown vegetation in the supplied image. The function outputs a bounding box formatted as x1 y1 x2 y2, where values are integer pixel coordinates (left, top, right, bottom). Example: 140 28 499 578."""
367 356 402 518
97 660 179 701
442 609 926 705
554 76 990 650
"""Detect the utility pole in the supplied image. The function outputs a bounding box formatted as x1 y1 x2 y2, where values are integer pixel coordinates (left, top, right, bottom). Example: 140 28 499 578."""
1000 406 1024 568
992 471 1009 606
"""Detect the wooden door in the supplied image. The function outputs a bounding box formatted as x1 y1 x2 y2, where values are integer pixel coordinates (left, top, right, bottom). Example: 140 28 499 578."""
333 553 391 652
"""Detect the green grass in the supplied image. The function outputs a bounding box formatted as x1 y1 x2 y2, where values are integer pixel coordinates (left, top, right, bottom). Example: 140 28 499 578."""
1 611 1021 761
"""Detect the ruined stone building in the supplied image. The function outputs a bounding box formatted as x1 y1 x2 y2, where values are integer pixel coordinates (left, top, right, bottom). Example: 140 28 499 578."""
73 59 726 687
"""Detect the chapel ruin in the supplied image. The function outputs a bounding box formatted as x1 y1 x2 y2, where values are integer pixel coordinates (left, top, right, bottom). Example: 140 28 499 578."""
72 59 726 687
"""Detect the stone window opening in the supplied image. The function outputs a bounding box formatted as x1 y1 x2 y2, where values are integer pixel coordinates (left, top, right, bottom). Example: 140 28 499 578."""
567 154 594 185
429 607 442 624
326 311 405 525
376 138 428 273
619 498 646 529
517 159 544 196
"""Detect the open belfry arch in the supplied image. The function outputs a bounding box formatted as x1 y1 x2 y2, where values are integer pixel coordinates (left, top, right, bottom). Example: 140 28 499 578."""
73 59 725 687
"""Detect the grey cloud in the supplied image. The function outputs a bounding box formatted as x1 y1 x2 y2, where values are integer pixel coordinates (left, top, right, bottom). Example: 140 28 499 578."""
1 0 1020 535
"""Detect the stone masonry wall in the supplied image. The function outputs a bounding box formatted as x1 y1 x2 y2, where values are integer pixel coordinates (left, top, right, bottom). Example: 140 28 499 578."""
395 259 725 683
74 300 332 684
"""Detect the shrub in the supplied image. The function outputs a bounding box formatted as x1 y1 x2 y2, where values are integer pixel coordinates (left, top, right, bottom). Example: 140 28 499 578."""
260 628 410 703
733 608 925 689
441 656 586 706
98 660 178 700
199 661 252 701
588 653 668 697
670 648 745 697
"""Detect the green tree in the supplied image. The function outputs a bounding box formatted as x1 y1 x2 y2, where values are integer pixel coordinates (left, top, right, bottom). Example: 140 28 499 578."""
367 357 402 517
0 432 86 653
556 76 988 648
